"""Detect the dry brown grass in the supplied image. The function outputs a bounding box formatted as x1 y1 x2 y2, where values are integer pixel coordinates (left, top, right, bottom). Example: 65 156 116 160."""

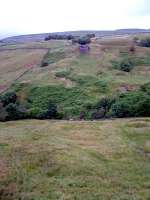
0 49 46 93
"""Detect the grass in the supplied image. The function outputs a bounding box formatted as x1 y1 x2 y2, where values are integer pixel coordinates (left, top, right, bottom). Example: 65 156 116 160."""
0 118 150 199
0 49 46 93
41 50 66 66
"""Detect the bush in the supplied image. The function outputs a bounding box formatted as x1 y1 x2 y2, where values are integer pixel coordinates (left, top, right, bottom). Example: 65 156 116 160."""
138 37 150 47
120 58 134 72
112 57 135 72
110 91 150 117
141 82 150 95
5 103 26 120
0 101 8 121
28 102 57 119
1 91 17 106
78 36 91 45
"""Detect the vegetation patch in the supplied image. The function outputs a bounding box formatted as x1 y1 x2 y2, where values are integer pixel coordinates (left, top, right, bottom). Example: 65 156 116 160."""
111 57 135 72
111 55 150 72
127 122 150 128
144 141 150 153
41 50 66 67
55 69 71 78
138 37 150 47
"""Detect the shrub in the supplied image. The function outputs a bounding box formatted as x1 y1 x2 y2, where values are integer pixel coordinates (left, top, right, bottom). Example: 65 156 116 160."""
141 82 150 95
91 108 106 119
138 37 150 47
95 97 115 110
112 57 135 72
90 97 115 119
28 102 57 119
120 58 134 72
1 91 17 106
28 107 42 118
0 101 8 121
111 101 131 118
78 36 91 45
5 103 26 120
110 91 150 117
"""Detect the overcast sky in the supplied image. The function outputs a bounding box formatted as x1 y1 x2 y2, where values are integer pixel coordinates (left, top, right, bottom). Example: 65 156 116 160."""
0 0 150 39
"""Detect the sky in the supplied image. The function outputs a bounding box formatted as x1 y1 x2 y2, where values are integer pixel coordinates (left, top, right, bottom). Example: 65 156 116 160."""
0 0 150 39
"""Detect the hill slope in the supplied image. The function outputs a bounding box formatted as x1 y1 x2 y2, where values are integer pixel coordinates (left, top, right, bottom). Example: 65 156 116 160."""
2 29 150 43
0 33 150 120
0 118 150 199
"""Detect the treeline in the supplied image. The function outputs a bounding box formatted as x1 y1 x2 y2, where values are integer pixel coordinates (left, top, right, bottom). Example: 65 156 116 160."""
45 34 74 41
44 33 95 44
0 82 150 121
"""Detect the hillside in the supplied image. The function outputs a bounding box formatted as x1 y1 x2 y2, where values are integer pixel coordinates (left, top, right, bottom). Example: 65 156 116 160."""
0 33 150 200
0 33 150 120
2 29 150 43
0 118 150 199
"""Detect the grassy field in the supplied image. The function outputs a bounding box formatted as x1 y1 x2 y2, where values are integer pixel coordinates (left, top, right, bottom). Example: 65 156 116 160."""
0 118 150 200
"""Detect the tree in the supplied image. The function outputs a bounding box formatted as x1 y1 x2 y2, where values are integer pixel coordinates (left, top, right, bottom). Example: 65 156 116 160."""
78 36 91 45
139 37 150 47
5 103 20 120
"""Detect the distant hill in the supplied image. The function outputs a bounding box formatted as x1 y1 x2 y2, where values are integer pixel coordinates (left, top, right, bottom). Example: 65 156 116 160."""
2 29 150 43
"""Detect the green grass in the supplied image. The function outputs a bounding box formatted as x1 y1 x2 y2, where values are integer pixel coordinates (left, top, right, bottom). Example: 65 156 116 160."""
41 50 66 65
0 118 150 199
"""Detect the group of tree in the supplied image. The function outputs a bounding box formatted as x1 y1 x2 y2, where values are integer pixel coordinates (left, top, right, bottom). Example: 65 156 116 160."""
0 81 150 121
45 34 74 41
0 91 58 121
83 82 150 119
72 34 95 45
134 37 150 47
44 33 95 45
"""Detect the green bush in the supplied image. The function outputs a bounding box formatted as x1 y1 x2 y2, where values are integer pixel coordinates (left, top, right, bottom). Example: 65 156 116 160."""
78 36 91 45
119 58 134 72
111 91 150 117
1 91 17 106
28 107 43 118
5 103 26 120
112 57 134 72
138 37 150 47
28 102 57 119
141 82 150 95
